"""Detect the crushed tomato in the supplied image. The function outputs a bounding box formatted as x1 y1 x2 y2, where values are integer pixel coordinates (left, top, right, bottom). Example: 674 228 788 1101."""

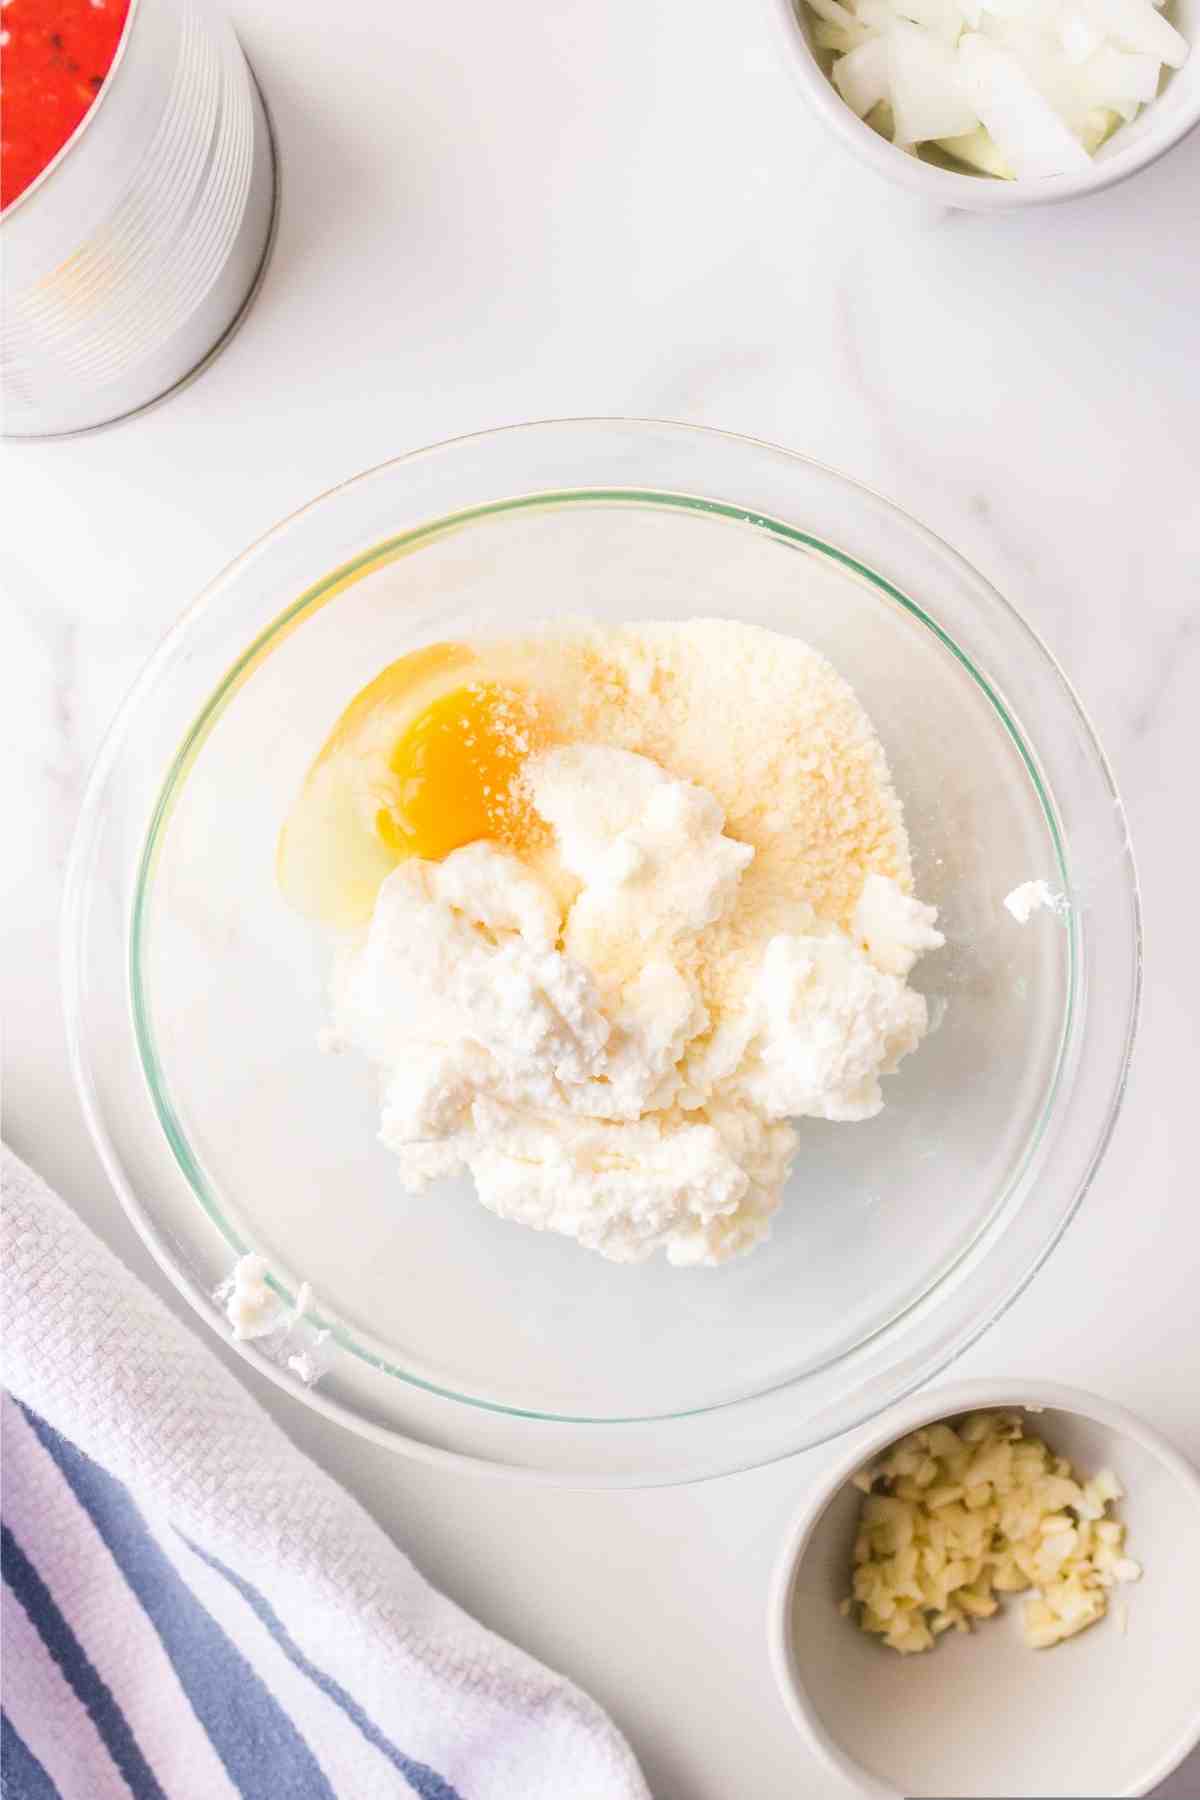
1 0 133 210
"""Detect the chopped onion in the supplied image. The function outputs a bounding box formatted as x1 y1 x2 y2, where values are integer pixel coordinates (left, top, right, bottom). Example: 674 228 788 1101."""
891 0 967 45
1082 42 1162 99
813 18 873 52
1075 0 1187 65
979 0 1040 22
833 35 893 113
891 22 980 140
855 0 900 29
808 0 862 29
806 0 1188 178
1060 10 1103 61
987 17 1100 132
937 122 1014 170
959 33 1093 175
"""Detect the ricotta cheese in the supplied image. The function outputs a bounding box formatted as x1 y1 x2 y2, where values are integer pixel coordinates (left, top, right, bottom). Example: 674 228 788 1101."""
218 1258 333 1383
334 734 942 1264
221 1254 287 1341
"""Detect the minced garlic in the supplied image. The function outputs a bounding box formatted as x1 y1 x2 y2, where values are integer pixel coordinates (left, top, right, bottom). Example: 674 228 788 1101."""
846 1410 1141 1653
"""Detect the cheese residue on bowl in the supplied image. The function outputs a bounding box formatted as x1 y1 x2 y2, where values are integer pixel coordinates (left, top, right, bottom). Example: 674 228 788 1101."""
1004 878 1067 922
845 1409 1142 1653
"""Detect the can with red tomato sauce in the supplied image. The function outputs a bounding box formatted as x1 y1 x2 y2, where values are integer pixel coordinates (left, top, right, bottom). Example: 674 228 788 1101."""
0 0 277 435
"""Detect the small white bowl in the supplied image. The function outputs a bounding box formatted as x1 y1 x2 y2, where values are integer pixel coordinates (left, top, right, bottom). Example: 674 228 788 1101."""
769 1379 1200 1798
773 0 1200 209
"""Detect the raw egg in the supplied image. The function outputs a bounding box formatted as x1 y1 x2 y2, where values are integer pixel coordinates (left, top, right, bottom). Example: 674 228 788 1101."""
278 643 545 927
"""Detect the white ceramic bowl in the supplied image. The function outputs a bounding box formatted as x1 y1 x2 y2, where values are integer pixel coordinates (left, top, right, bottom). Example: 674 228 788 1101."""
773 0 1200 209
769 1379 1200 1797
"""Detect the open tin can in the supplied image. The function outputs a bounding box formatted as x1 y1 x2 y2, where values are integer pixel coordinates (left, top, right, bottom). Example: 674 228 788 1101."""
1 0 278 436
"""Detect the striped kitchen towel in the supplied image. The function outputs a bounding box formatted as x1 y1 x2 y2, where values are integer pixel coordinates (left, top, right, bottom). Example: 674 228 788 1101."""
0 1148 651 1800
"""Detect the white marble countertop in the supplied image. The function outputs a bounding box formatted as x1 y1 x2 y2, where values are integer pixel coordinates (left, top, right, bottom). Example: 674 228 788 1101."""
3 0 1199 1793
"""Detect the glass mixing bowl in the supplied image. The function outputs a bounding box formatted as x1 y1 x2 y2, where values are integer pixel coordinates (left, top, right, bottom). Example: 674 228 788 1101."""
64 419 1140 1485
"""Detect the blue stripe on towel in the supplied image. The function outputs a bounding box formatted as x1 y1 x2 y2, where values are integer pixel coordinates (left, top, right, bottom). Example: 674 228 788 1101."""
21 1408 336 1800
184 1539 464 1800
1 1525 165 1800
1 1710 63 1800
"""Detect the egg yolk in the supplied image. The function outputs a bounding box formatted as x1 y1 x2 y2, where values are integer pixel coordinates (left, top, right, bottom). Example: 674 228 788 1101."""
376 681 545 861
277 642 551 928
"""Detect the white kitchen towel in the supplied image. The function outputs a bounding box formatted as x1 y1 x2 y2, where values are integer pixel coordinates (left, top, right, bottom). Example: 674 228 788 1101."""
0 1147 651 1800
